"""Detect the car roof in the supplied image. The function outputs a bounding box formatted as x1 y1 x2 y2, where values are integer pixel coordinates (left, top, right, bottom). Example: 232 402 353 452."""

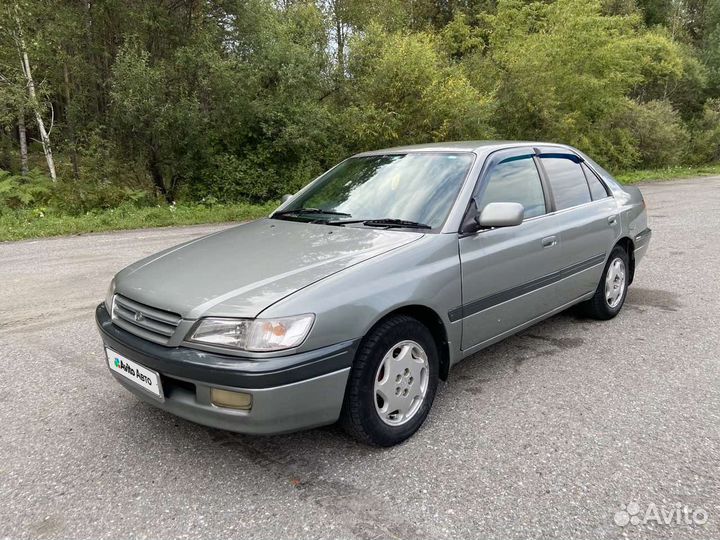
354 140 573 156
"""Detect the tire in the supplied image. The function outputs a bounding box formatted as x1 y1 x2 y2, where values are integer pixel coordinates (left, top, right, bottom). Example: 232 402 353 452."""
581 245 629 320
340 315 439 446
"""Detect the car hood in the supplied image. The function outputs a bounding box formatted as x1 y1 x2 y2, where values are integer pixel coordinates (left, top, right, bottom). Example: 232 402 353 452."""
115 218 422 319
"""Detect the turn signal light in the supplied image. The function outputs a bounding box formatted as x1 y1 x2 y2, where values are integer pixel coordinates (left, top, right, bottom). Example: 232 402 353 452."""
211 388 253 410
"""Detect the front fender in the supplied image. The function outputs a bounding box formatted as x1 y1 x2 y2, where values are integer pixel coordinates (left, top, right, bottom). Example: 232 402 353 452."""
259 234 463 364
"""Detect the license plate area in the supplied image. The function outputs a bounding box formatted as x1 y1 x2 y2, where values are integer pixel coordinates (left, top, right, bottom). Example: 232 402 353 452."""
106 347 164 401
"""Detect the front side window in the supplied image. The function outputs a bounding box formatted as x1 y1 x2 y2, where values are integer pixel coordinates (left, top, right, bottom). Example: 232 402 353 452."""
479 155 546 219
541 156 592 210
278 152 474 229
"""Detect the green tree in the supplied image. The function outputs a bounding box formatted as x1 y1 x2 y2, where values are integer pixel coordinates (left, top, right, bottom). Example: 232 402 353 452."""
468 0 695 168
345 24 493 149
1 0 719 213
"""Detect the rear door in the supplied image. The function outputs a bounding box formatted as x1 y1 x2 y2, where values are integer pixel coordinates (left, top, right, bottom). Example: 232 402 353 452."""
458 147 566 351
536 150 621 304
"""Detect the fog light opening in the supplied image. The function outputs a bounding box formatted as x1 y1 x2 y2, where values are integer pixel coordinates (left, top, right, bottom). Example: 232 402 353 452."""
211 388 253 410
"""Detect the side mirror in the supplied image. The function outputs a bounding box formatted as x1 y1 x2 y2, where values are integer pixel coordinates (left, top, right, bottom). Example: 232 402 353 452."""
476 202 525 228
281 193 293 203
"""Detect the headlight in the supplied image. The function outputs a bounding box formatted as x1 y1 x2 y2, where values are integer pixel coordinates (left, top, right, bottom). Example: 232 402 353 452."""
105 279 116 312
188 314 315 352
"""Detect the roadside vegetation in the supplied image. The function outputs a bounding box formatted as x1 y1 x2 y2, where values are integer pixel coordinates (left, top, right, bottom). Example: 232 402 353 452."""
2 163 717 241
0 200 277 242
2 0 720 241
616 163 720 184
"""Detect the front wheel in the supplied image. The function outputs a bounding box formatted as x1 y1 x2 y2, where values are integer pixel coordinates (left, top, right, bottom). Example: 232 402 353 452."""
581 245 629 320
340 315 439 446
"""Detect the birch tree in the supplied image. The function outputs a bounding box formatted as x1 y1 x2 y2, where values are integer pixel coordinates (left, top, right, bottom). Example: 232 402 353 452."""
17 111 28 175
13 1 56 181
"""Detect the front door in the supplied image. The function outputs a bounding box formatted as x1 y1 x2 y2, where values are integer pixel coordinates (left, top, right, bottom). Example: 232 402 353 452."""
458 148 565 351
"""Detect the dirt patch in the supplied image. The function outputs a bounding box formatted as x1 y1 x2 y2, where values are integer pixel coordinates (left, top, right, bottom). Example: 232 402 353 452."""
626 288 681 312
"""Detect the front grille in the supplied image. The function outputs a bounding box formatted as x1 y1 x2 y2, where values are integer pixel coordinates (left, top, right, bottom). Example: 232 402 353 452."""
111 294 181 345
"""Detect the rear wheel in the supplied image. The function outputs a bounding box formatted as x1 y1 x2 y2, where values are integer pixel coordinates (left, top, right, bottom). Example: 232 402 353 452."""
340 315 439 446
581 245 629 320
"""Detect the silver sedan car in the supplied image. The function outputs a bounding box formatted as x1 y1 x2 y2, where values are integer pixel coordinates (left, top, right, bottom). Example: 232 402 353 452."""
96 141 651 446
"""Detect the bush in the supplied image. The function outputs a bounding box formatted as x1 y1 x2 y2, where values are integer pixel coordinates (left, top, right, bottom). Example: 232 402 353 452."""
49 179 153 215
0 169 52 212
610 100 690 168
689 99 720 164
0 168 154 217
189 152 279 203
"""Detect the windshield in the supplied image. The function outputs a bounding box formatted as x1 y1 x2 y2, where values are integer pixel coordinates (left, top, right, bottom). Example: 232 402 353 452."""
276 152 475 229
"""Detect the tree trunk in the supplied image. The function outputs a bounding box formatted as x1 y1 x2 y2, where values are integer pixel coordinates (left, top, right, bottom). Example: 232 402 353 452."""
148 147 172 203
63 62 80 180
15 7 57 181
18 112 28 176
335 15 345 77
169 173 181 202
84 0 103 117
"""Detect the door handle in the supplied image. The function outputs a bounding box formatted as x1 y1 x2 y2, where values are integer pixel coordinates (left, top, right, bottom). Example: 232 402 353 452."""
608 215 618 226
541 236 557 248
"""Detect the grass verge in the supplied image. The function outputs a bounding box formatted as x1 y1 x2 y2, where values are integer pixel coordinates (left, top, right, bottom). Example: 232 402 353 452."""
616 163 720 184
0 201 278 242
3 163 720 242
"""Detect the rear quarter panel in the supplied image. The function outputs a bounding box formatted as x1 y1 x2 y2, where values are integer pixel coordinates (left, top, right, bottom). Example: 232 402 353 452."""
618 185 648 237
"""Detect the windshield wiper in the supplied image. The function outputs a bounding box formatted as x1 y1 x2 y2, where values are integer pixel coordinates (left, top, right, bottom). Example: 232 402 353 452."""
328 218 432 230
364 219 432 229
273 207 352 218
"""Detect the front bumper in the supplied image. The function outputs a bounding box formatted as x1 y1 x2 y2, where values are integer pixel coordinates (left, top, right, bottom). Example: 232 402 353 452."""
96 304 356 434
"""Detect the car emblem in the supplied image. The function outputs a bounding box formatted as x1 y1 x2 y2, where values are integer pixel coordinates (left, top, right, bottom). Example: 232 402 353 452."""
134 312 145 322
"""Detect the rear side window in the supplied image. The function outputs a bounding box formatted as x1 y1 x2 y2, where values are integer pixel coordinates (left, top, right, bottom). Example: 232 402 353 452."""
582 163 609 200
541 156 591 210
479 155 546 218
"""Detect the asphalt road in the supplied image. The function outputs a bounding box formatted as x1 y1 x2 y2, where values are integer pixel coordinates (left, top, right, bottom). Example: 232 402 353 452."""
1 177 719 540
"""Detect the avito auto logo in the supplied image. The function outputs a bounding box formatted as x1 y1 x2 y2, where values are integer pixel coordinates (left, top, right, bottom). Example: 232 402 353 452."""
114 357 135 376
114 357 153 387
